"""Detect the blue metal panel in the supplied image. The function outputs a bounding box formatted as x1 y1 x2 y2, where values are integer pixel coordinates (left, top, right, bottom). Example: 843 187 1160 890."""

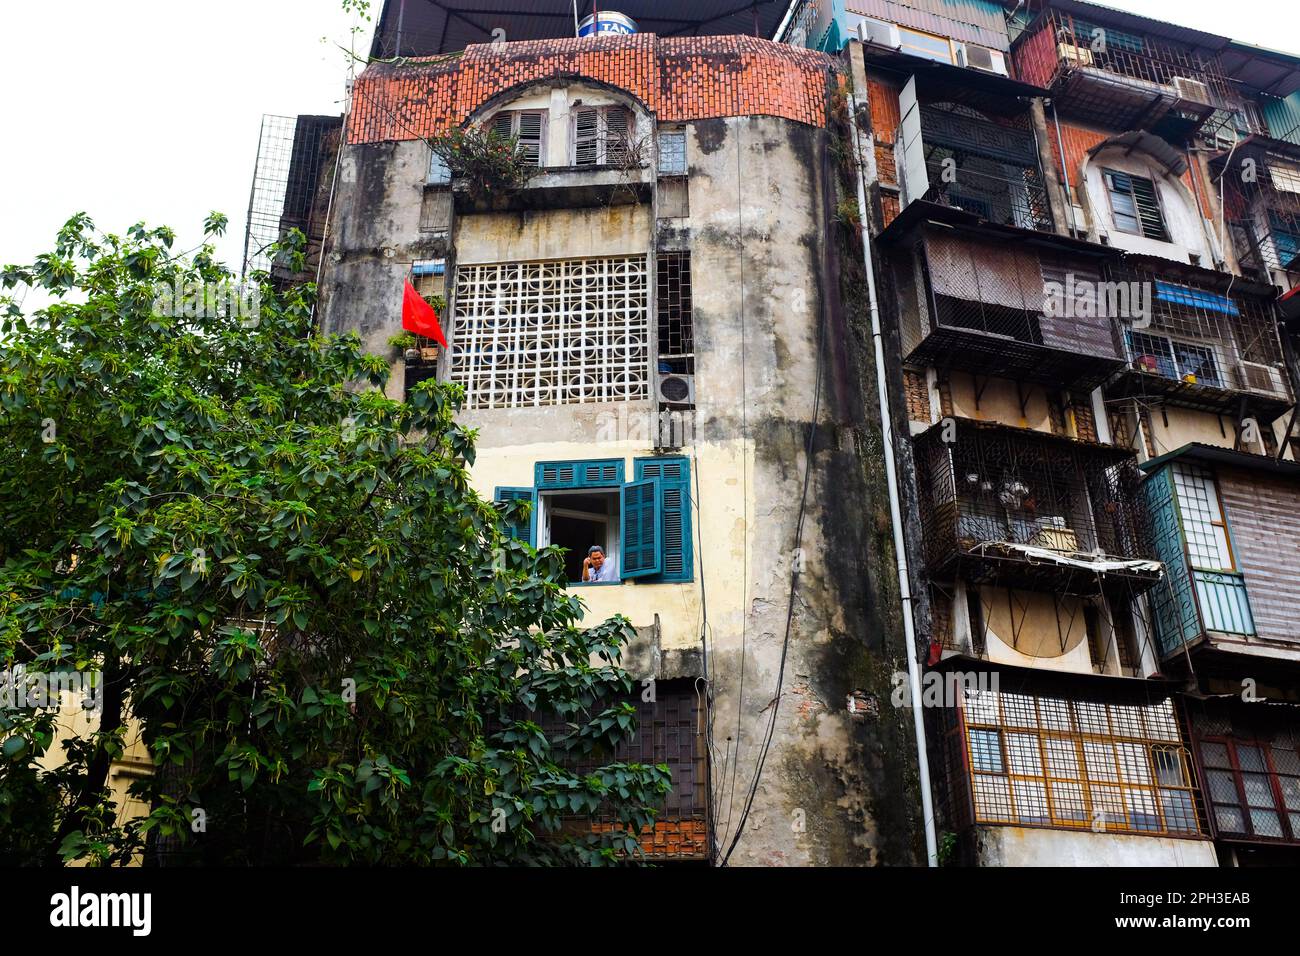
1192 570 1256 636
1262 91 1300 147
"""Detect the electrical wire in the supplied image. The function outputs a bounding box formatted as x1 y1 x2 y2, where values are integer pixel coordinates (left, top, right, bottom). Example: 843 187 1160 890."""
718 126 830 865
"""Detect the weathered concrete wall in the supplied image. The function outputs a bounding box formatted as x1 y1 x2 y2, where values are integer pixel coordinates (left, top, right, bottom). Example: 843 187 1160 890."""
318 100 925 864
973 826 1218 867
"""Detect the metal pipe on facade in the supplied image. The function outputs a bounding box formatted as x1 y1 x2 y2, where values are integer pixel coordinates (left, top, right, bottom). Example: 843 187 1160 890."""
847 81 939 867
1051 100 1078 235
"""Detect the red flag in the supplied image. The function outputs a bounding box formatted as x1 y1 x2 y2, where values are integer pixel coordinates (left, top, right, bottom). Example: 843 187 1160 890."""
401 279 447 348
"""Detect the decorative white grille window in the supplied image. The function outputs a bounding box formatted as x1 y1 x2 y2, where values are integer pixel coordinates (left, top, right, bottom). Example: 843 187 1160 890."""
574 106 634 167
490 110 546 166
450 256 650 409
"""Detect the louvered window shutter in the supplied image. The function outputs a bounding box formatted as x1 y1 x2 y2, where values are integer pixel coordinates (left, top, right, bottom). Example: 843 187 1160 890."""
621 478 662 578
516 112 544 166
535 458 625 489
494 487 534 544
574 109 600 166
635 456 692 582
1128 174 1170 242
604 108 631 166
491 112 514 140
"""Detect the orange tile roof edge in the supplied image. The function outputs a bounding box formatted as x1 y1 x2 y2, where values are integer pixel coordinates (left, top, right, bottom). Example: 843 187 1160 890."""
347 34 840 144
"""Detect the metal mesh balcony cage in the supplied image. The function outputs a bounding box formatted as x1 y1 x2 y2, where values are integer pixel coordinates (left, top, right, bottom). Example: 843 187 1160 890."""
891 225 1123 388
1102 260 1293 418
242 114 341 280
1012 9 1232 133
930 675 1208 840
913 419 1158 595
1217 146 1300 281
915 102 1053 232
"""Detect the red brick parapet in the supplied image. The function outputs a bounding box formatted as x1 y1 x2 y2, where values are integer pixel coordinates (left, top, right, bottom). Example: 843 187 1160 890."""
347 34 838 144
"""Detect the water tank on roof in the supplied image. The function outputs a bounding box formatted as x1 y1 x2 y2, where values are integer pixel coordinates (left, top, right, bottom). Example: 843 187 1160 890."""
577 12 638 37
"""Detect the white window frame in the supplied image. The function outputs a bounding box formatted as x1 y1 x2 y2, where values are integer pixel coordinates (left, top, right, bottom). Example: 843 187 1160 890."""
536 489 622 582
572 105 636 167
1126 328 1224 388
658 128 687 176
489 109 547 167
1172 463 1235 572
427 150 452 185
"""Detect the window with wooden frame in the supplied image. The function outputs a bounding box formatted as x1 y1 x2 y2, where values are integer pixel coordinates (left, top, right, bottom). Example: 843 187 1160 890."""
1102 168 1171 242
573 105 634 167
958 687 1203 836
490 110 546 166
1198 736 1300 843
898 26 955 64
1171 463 1235 571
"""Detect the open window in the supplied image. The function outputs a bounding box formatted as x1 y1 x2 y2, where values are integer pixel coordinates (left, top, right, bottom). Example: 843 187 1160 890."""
1103 168 1171 242
1125 328 1224 387
493 456 693 585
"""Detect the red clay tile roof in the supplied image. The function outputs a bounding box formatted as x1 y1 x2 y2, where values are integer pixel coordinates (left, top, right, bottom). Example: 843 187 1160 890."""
347 34 838 144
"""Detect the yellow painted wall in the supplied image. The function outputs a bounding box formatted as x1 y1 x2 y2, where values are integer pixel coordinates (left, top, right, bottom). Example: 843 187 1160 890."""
975 585 1095 674
467 437 754 652
948 373 1055 434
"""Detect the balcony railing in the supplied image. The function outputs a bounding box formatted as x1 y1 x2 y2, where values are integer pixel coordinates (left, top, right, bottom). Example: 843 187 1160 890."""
1105 263 1293 416
1217 149 1300 279
918 159 1053 232
1013 10 1231 131
1193 569 1257 636
913 419 1159 594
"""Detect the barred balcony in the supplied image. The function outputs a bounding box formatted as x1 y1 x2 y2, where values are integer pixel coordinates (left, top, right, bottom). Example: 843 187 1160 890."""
1104 262 1293 421
1215 146 1300 281
914 419 1160 595
887 224 1123 389
1013 9 1232 134
896 100 1053 234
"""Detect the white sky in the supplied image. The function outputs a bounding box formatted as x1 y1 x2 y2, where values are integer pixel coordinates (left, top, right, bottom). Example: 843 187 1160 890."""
0 1 375 278
0 0 1294 283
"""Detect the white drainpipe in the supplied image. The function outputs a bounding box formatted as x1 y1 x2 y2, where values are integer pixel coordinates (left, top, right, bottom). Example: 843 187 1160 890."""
848 87 939 867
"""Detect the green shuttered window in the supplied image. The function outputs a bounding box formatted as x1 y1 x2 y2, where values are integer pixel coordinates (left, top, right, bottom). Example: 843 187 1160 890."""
493 487 535 544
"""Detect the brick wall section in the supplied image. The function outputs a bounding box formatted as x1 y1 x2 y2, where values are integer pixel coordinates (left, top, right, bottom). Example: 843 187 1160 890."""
904 369 931 422
1047 120 1198 202
591 819 709 860
347 35 838 144
1218 467 1300 646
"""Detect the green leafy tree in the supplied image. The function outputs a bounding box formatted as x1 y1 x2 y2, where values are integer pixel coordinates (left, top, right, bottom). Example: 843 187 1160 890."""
0 214 669 866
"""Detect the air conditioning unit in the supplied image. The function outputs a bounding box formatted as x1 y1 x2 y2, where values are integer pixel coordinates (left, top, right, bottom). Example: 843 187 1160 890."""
656 372 695 405
957 43 1009 77
856 16 901 50
1058 42 1093 67
1239 362 1288 397
1173 76 1213 105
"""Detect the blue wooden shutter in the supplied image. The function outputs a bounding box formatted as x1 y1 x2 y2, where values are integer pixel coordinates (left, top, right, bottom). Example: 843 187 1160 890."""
635 457 692 582
494 487 534 545
535 458 624 490
621 478 662 578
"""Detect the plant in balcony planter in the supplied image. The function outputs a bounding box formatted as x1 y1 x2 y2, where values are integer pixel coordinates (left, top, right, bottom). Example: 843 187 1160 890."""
428 126 535 199
388 331 418 354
